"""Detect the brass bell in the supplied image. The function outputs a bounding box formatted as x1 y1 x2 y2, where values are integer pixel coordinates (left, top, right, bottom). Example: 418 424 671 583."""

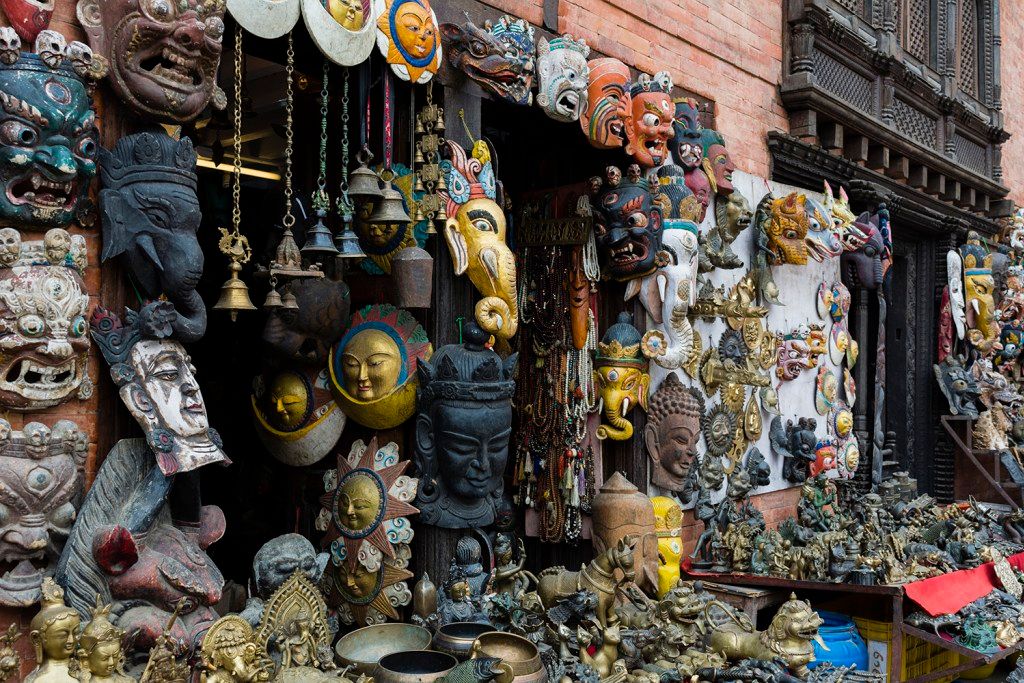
415 118 425 135
367 180 413 226
435 108 446 132
213 261 257 322
414 175 425 193
301 211 339 259
280 290 299 311
414 143 425 165
263 286 283 310
348 147 383 202
436 171 447 192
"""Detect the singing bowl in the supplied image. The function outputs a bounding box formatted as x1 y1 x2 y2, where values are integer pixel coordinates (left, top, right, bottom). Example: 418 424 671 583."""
432 622 496 660
336 623 433 673
471 632 546 682
374 650 457 683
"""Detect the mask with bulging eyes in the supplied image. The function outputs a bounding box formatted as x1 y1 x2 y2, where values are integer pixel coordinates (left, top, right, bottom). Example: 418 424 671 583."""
591 164 664 281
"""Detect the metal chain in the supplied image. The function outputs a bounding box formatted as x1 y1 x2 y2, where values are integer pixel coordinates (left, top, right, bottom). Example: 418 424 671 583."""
232 25 243 231
337 67 353 219
312 59 330 213
383 70 393 169
282 31 296 229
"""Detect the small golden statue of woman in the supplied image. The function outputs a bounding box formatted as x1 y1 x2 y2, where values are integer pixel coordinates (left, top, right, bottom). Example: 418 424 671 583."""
26 578 81 683
75 599 134 682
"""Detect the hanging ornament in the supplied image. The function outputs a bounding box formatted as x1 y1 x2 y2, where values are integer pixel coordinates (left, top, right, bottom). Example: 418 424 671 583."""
302 60 340 262
373 0 441 83
304 0 378 66
414 83 444 233
335 67 367 265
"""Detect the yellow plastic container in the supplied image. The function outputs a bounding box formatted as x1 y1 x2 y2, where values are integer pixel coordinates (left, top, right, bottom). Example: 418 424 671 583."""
852 616 958 683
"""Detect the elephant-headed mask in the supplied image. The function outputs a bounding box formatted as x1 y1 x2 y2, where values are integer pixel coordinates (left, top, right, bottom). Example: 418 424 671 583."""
0 29 104 228
440 14 535 106
960 231 1000 355
579 57 630 149
76 0 227 123
535 34 589 122
593 312 650 441
840 211 887 290
591 164 664 281
624 71 674 169
438 139 518 345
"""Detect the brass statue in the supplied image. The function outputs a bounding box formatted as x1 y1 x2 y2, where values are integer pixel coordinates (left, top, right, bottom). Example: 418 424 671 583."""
75 598 134 682
200 615 272 682
255 571 334 675
538 536 638 627
26 578 80 683
139 602 191 683
0 624 21 682
492 533 538 598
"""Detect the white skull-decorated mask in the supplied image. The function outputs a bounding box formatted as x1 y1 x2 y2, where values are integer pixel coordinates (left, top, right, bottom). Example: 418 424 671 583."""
535 34 590 123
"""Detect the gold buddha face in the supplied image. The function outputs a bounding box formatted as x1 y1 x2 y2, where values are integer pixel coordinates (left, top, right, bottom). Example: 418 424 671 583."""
326 0 364 30
337 472 382 533
37 613 79 661
265 372 310 430
341 329 402 400
86 639 121 677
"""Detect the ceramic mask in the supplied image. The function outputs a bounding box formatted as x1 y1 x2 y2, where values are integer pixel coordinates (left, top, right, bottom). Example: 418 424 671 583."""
671 98 703 170
329 304 432 430
947 249 967 341
624 71 674 168
252 367 346 467
803 196 842 261
0 31 102 228
684 167 712 224
535 34 589 122
415 322 517 529
374 0 441 83
0 421 86 607
592 164 664 281
700 129 736 195
26 578 80 682
76 0 227 123
98 132 207 344
0 231 92 411
262 278 351 366
775 330 814 382
579 57 630 148
960 231 999 355
814 366 837 416
439 139 518 344
594 312 650 441
840 213 885 289
651 496 683 597
644 373 703 491
440 14 535 106
757 192 810 266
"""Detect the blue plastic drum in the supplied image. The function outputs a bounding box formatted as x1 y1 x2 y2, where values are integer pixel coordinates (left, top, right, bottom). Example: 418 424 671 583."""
809 610 869 671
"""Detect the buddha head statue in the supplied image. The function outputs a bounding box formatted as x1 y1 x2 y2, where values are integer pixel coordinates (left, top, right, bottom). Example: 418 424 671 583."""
592 164 664 281
594 312 650 441
624 71 674 168
672 98 703 170
960 231 999 355
536 34 590 122
441 14 535 106
414 321 517 529
27 578 80 676
0 30 104 228
76 0 227 123
252 367 346 467
579 57 631 149
329 304 432 430
645 373 704 491
439 139 518 344
76 599 128 681
700 129 735 196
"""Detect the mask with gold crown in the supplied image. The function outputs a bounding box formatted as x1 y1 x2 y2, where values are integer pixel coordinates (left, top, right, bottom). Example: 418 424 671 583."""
594 312 650 441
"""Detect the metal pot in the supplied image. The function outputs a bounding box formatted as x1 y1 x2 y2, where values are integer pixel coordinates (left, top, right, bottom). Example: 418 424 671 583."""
374 650 457 683
432 622 496 660
471 632 547 683
335 623 433 674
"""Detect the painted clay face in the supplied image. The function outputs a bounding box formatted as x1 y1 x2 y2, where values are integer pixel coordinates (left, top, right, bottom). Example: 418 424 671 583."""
624 72 674 168
700 130 735 195
672 98 703 170
961 232 999 355
645 374 703 490
684 168 712 224
804 196 842 261
441 15 535 106
594 313 650 441
0 421 86 606
76 0 226 123
535 35 589 122
325 0 363 29
251 367 345 467
580 57 630 148
415 322 516 529
758 192 810 266
592 165 664 281
376 0 441 83
0 32 101 227
0 232 91 411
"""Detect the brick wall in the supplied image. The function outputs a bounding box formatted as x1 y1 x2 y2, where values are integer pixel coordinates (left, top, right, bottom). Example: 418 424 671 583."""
1001 0 1024 204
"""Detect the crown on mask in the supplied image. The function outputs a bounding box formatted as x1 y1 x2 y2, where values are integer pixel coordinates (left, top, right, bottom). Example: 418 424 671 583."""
0 29 107 83
417 322 517 404
630 71 673 97
439 139 498 217
546 34 590 57
595 312 646 367
90 307 142 383
961 231 993 273
98 131 198 190
486 14 535 46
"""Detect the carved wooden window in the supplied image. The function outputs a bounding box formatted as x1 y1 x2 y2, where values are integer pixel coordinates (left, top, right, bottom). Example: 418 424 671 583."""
835 0 864 14
957 0 980 98
901 0 936 66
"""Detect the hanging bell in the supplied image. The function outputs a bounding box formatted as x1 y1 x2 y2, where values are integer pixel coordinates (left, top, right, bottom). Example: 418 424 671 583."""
435 108 446 132
263 286 283 310
348 148 383 202
415 117 425 135
414 143 425 165
213 261 257 322
436 171 447 192
392 246 433 308
414 175 425 193
301 211 340 259
367 180 413 226
281 290 299 311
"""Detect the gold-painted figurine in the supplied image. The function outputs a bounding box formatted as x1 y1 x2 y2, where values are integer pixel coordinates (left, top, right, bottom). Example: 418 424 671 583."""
26 578 80 683
200 615 272 683
75 599 134 682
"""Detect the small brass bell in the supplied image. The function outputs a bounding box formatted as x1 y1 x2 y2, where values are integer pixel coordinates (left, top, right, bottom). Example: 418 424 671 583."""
301 211 340 259
436 172 447 192
281 290 299 311
263 286 283 310
414 143 425 165
413 175 425 193
435 109 446 132
415 118 425 135
367 180 413 226
348 147 383 202
213 261 257 322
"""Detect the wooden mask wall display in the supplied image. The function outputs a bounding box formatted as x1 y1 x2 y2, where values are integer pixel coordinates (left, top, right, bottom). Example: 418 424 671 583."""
98 132 207 343
0 420 87 607
594 312 650 440
76 0 227 123
374 0 440 82
535 34 589 122
645 373 704 491
438 140 518 345
441 15 535 106
624 71 674 168
0 230 92 410
328 304 432 430
591 165 664 281
0 30 103 228
414 322 517 529
579 57 630 149
251 367 346 467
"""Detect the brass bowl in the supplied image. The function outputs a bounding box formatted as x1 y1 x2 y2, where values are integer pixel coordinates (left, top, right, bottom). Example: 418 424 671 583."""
432 622 496 660
471 632 545 681
335 623 433 674
374 650 458 683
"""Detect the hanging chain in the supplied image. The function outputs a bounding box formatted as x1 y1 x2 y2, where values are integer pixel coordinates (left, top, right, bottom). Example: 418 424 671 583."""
282 31 296 229
383 70 393 169
231 24 243 231
312 59 330 214
337 67 353 220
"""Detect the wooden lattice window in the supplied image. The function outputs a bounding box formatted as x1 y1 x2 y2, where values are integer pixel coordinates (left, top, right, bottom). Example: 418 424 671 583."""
957 0 979 97
901 0 934 66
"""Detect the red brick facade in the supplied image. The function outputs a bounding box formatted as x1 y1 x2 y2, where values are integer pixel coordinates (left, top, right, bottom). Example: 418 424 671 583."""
1001 0 1024 205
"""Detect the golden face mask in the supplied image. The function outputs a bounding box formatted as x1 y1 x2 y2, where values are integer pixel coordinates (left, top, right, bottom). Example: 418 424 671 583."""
651 496 683 597
252 368 346 467
961 233 999 354
325 0 363 29
341 329 403 401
